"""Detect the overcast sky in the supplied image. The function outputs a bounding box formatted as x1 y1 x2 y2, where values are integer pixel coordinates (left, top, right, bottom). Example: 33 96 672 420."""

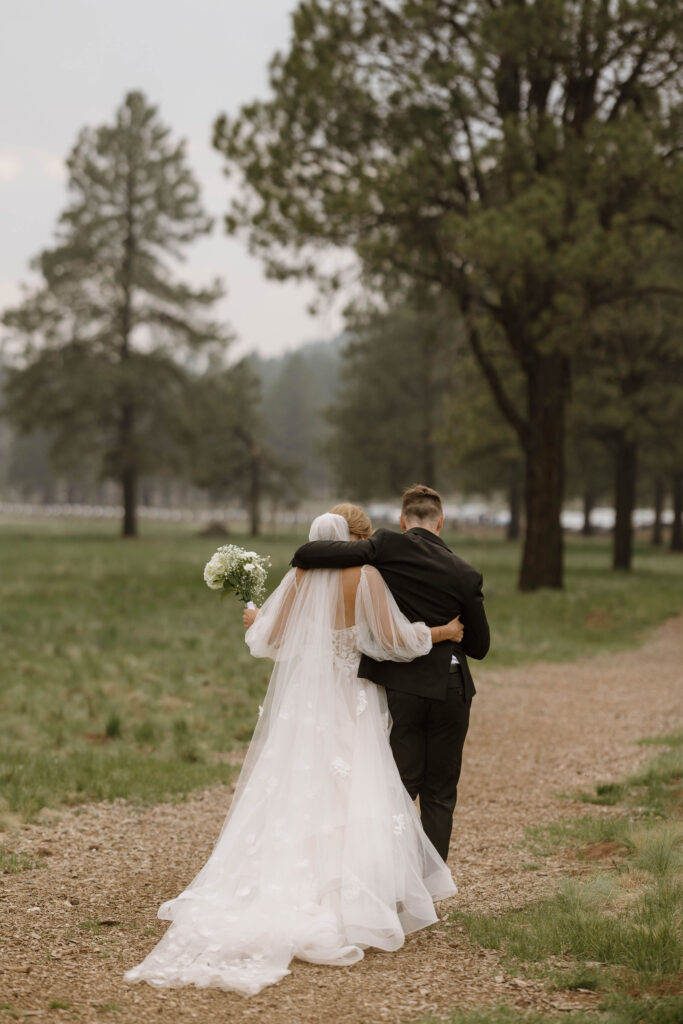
0 0 345 358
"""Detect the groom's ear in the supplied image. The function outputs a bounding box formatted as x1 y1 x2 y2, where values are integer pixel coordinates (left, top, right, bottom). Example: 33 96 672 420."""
399 516 408 533
436 514 445 533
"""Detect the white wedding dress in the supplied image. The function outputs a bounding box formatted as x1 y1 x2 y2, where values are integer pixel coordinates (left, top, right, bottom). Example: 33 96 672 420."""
124 513 456 996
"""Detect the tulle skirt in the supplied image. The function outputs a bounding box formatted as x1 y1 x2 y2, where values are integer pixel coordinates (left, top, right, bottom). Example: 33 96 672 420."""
124 644 456 995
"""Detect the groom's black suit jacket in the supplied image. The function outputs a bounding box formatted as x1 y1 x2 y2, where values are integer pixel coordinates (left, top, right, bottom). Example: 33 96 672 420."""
292 527 489 701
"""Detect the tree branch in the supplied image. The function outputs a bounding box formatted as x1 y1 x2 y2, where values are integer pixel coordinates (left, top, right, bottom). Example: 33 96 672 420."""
466 315 529 447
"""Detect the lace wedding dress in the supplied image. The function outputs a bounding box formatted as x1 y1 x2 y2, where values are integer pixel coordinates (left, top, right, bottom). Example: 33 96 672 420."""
124 513 456 996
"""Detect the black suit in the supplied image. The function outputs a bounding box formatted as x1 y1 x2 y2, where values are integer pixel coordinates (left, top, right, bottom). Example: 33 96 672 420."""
292 526 490 859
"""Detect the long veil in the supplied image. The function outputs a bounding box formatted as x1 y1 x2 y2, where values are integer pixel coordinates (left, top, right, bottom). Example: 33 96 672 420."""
217 511 353 832
124 513 455 995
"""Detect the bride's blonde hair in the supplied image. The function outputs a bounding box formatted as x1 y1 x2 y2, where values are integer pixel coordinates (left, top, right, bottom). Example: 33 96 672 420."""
329 503 372 539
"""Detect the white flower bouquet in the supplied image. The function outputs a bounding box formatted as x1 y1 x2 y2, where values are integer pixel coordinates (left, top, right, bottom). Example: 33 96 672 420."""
203 545 271 608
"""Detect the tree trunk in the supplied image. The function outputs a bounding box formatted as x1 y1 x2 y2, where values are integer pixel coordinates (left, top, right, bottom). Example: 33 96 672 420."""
671 470 683 552
651 478 664 546
119 157 137 540
612 436 637 570
519 354 566 590
117 389 138 537
420 328 437 487
506 462 521 541
582 488 595 536
140 479 153 507
249 444 262 537
121 465 137 538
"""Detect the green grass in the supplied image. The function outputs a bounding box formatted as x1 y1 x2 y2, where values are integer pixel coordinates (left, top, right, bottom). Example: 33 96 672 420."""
523 743 682 860
524 814 636 860
638 731 683 749
1 519 682 821
0 747 232 822
456 834 682 979
450 737 683 1009
0 520 271 821
465 534 683 668
0 846 44 873
416 995 683 1024
577 745 682 819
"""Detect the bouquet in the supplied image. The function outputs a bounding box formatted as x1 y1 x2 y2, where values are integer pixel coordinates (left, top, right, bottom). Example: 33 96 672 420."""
203 545 271 609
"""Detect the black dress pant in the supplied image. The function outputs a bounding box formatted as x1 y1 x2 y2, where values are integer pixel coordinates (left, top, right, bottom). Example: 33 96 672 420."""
386 671 471 862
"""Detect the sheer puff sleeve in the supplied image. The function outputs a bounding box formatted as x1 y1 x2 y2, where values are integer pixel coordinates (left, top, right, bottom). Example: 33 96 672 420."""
355 565 432 662
244 569 298 660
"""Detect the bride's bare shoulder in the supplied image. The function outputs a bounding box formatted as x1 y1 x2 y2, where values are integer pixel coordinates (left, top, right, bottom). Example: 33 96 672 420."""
341 566 362 584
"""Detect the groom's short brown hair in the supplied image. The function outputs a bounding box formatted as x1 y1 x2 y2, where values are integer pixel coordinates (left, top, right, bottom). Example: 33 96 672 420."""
401 484 443 522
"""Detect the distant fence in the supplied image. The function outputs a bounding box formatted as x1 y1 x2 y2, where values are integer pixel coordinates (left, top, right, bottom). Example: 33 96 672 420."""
0 500 671 531
0 501 313 527
0 501 244 523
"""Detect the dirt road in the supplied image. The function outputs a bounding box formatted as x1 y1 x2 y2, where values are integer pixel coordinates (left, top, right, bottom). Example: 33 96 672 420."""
2 616 681 1024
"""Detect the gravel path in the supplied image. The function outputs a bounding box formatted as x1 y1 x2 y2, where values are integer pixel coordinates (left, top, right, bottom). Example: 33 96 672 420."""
2 616 681 1024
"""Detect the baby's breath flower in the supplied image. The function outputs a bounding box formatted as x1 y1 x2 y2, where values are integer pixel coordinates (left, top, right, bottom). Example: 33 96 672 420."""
203 545 271 604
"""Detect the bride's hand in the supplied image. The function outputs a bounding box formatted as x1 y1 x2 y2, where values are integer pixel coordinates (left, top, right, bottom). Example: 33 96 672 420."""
445 615 463 643
243 607 259 628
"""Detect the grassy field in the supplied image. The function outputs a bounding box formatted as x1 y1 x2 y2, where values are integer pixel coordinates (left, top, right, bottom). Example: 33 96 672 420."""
418 1001 683 1024
417 998 683 1024
1 519 682 822
443 733 682 1024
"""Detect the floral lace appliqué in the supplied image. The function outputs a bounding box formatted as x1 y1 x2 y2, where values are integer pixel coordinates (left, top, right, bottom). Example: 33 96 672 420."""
356 689 368 715
393 813 407 835
332 626 360 673
331 757 352 778
342 873 362 901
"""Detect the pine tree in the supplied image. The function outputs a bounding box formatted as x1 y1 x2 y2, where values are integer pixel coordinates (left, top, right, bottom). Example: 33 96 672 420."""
326 301 456 498
440 339 525 539
571 287 683 570
2 91 229 536
215 0 683 589
190 358 300 536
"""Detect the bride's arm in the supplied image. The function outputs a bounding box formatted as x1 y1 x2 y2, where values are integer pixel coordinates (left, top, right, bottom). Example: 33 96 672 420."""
243 569 300 659
355 566 462 661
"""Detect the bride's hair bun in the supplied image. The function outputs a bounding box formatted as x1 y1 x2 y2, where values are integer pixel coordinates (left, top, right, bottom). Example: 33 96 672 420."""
329 503 372 539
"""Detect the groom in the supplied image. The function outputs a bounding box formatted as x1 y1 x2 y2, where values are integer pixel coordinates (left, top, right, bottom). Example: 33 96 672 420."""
292 484 490 861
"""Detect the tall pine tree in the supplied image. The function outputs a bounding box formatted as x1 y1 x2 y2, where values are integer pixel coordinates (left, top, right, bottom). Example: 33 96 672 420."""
326 301 456 498
190 358 301 536
215 0 683 589
2 91 229 536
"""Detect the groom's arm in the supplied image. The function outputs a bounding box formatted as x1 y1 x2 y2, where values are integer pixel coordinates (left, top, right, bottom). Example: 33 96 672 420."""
291 532 382 569
457 571 490 661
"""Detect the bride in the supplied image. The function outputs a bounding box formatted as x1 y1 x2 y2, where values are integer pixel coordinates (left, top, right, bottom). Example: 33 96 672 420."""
124 505 463 996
